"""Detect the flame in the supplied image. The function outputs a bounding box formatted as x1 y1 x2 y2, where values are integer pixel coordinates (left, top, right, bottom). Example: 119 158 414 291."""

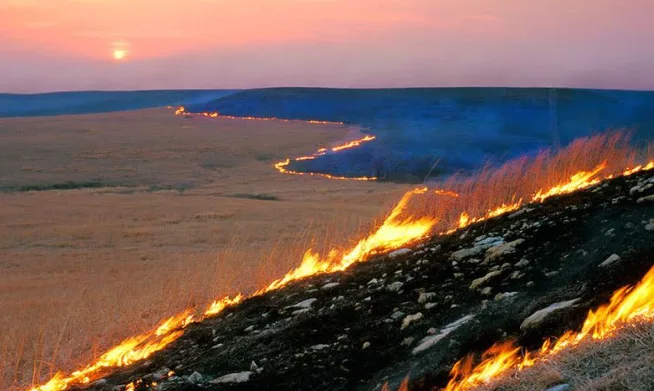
29 310 192 391
259 187 435 293
204 294 244 317
532 163 607 202
273 134 378 181
382 375 410 391
28 129 654 391
434 189 460 198
173 107 343 125
331 135 376 152
443 264 654 391
173 106 376 181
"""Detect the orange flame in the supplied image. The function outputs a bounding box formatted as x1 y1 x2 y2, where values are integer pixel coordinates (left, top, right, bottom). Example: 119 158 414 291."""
382 375 409 391
259 187 435 293
331 135 376 152
173 106 377 181
273 134 378 181
532 163 607 202
443 264 654 391
29 310 193 391
173 106 343 125
434 189 460 198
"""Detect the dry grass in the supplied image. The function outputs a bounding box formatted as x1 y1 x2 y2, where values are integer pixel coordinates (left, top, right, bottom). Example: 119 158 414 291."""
403 132 646 234
0 109 406 390
474 320 654 391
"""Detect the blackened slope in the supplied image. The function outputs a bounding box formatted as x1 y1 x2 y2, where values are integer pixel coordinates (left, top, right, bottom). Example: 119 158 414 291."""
82 170 654 391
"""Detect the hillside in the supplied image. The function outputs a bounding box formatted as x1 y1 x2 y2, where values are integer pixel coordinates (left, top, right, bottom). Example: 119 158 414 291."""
72 165 654 391
187 87 654 181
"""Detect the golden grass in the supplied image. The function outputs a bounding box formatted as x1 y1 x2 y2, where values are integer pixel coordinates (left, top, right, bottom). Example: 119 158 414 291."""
0 109 406 390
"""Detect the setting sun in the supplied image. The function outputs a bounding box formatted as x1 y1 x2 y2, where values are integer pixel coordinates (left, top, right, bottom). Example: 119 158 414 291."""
112 49 128 61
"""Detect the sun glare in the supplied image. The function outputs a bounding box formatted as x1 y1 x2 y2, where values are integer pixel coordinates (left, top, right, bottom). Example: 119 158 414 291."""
112 49 128 61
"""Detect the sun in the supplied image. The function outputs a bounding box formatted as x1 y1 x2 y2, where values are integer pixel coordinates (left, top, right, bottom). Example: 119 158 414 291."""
112 49 128 61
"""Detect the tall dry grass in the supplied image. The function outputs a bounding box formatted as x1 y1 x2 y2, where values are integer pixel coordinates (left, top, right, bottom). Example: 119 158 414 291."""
404 132 646 234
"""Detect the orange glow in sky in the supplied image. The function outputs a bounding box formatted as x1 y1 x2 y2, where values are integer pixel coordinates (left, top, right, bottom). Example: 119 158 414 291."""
1 0 653 92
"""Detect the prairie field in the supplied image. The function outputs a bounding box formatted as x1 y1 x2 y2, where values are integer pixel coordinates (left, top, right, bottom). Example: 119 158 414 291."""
0 109 406 389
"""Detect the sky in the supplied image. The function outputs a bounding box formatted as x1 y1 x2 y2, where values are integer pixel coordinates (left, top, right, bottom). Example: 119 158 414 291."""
1 0 653 93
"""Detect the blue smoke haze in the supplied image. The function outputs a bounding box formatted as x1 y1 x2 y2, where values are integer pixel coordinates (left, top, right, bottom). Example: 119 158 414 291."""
2 87 654 183
189 88 654 182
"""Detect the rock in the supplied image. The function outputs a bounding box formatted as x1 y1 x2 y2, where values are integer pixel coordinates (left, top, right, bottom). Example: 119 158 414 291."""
412 315 474 354
469 271 502 290
391 311 405 320
401 313 423 330
210 372 253 384
188 371 203 383
424 302 437 310
311 344 330 350
485 239 525 262
494 292 519 301
244 325 255 332
362 341 371 349
418 292 436 303
646 219 654 231
389 248 412 258
599 254 621 268
637 195 654 203
451 246 483 261
544 384 570 391
515 258 530 267
321 282 340 290
476 236 505 247
521 299 581 330
508 208 533 219
286 298 317 310
153 368 172 380
480 287 493 296
387 281 404 292
250 361 259 371
401 337 414 346
452 238 505 261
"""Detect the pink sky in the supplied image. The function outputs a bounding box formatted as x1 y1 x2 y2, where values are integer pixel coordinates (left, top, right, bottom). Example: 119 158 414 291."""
1 0 653 92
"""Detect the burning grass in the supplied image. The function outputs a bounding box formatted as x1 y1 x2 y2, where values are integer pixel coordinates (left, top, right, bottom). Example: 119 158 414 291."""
25 129 654 391
443 263 654 391
472 320 654 391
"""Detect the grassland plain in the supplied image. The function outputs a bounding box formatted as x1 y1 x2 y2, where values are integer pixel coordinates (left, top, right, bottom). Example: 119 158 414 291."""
0 108 407 390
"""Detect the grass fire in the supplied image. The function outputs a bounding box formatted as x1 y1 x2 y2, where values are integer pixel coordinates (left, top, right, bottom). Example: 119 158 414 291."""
22 125 654 391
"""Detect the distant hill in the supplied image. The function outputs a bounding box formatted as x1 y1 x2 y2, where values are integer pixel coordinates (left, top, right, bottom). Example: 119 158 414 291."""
189 87 654 182
0 90 237 118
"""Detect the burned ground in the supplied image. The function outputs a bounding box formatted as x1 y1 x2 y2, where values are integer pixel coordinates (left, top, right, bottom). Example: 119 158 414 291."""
80 170 654 391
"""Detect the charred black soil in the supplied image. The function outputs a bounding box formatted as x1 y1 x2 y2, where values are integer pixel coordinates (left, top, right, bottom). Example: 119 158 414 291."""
80 170 654 391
